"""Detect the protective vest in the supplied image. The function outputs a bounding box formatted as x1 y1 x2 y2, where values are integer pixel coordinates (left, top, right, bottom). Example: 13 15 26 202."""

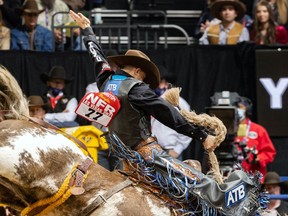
207 22 244 44
103 75 152 148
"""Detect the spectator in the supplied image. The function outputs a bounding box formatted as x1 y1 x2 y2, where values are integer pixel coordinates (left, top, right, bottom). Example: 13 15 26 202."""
254 0 288 28
11 0 53 51
154 66 191 111
0 0 22 29
151 96 192 159
262 171 288 215
199 0 250 45
152 66 192 159
40 65 79 128
0 10 10 50
234 96 276 178
250 0 288 45
36 0 71 30
28 95 48 119
195 0 253 39
35 0 72 49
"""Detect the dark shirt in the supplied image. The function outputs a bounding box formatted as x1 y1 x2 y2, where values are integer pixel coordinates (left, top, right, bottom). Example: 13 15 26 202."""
82 27 208 142
0 0 22 28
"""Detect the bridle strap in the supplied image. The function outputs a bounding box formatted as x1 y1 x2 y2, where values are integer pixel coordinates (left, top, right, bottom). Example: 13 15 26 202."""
82 178 133 216
22 157 93 216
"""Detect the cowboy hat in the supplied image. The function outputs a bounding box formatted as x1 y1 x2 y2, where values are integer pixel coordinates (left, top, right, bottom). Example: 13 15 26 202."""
28 95 48 108
210 0 246 20
40 66 73 83
263 172 288 189
19 0 45 15
107 49 160 89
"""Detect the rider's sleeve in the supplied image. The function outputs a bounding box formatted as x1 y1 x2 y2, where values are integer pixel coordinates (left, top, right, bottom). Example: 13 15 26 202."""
82 27 114 88
129 83 208 142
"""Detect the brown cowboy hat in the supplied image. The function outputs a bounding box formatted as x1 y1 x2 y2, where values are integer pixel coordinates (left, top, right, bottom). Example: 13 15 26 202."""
210 0 246 20
107 49 160 89
28 95 48 108
18 0 45 15
263 172 288 189
40 66 73 83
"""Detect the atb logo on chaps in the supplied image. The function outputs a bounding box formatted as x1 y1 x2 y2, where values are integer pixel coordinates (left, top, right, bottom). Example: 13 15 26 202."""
225 182 246 208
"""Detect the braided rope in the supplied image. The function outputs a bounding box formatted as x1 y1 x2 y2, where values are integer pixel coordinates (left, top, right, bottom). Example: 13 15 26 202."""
162 87 227 184
21 164 78 216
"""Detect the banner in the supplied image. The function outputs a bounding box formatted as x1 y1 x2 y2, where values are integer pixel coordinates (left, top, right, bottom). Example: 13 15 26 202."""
256 49 288 136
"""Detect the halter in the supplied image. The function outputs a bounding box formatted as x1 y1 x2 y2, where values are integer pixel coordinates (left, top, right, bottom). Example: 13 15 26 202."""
21 157 93 216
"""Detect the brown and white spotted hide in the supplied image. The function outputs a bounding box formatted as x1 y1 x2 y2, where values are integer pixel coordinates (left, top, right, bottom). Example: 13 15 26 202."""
0 120 173 216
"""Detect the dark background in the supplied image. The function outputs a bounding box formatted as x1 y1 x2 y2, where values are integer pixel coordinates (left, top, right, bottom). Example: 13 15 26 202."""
256 49 288 137
0 43 287 175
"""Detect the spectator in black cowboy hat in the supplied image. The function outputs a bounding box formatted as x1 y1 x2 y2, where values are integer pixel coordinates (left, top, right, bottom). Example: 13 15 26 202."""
262 171 288 216
28 95 48 120
40 65 79 128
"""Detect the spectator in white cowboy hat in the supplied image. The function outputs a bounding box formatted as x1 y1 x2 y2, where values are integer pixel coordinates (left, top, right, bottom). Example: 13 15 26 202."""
40 65 79 128
11 0 53 51
199 0 250 45
28 95 48 120
262 171 288 216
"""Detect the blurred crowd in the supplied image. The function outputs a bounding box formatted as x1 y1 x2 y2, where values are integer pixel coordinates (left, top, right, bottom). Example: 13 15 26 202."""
0 0 288 53
0 0 104 51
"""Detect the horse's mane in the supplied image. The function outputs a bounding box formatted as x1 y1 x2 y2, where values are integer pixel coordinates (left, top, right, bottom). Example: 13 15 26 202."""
0 65 29 120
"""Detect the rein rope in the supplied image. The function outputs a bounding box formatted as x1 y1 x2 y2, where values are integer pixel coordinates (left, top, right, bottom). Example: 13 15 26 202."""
162 88 227 184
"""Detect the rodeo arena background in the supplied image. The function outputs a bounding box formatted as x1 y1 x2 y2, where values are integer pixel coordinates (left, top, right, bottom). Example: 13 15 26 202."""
1 0 288 215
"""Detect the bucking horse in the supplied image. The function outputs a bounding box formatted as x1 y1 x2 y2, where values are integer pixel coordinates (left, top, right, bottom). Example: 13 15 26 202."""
0 66 265 215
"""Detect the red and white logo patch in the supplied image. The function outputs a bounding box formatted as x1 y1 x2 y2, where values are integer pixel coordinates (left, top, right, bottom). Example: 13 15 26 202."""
75 92 120 127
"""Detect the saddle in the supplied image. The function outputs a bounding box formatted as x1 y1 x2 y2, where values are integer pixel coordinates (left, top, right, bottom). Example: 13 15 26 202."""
108 132 265 216
119 160 192 215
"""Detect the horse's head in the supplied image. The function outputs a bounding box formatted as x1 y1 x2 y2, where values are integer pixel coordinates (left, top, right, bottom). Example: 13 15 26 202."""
0 119 87 211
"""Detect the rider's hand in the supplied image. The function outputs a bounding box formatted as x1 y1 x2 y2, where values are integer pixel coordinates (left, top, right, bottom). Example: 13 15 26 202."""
69 10 91 30
202 135 217 152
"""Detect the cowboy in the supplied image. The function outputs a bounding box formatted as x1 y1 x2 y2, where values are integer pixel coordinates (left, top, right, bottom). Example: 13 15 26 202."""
68 11 266 215
199 0 250 45
70 10 217 168
11 0 53 51
28 95 48 120
40 65 79 128
262 171 288 215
